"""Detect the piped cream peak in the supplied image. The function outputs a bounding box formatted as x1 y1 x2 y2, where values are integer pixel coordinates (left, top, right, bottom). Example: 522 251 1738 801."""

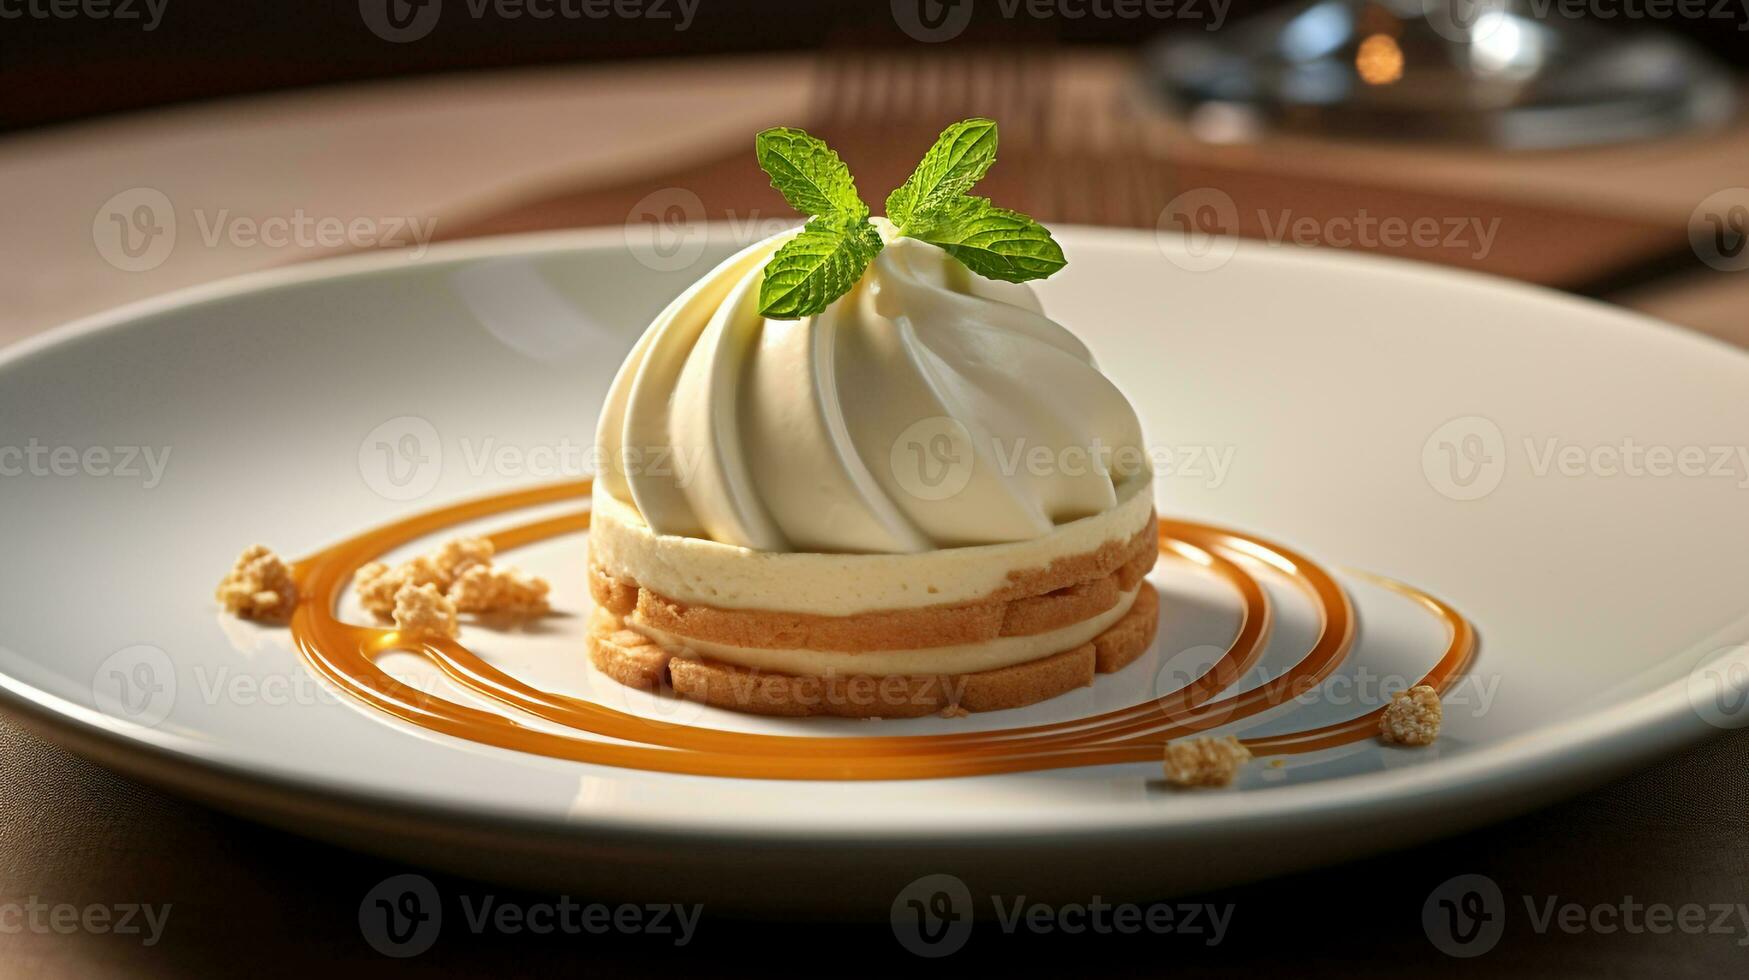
595 228 1147 554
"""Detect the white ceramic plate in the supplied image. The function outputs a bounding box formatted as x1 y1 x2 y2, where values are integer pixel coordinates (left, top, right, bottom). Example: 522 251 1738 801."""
2 227 1747 912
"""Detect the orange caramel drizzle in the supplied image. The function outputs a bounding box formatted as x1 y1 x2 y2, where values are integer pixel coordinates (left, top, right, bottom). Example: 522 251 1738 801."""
287 479 1475 781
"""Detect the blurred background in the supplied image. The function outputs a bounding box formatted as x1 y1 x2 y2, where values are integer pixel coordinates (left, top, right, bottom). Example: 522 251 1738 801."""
2 0 1747 351
6 0 1748 131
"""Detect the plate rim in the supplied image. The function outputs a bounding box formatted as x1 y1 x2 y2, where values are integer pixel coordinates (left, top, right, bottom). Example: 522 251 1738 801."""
2 225 1747 845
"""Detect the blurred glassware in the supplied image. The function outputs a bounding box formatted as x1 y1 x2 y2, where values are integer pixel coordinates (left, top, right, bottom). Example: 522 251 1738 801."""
1149 0 1736 148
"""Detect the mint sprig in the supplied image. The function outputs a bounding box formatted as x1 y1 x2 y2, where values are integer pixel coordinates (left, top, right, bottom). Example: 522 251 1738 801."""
754 118 1064 319
903 195 1067 284
758 214 884 320
891 119 1064 284
884 117 997 230
755 127 867 220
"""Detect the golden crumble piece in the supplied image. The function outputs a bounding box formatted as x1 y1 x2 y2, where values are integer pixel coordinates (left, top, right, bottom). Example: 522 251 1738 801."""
392 582 459 639
354 555 445 619
938 704 970 719
448 564 550 615
357 536 548 631
216 545 299 621
433 536 495 581
1162 735 1252 787
1380 685 1443 746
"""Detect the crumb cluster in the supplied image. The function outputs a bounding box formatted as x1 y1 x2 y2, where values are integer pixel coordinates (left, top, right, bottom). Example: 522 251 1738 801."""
215 545 299 620
450 563 550 614
392 582 460 638
1162 735 1252 787
1379 684 1443 746
355 555 446 617
355 536 550 638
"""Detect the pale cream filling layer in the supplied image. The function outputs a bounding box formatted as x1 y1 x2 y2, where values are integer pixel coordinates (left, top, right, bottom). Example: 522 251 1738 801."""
590 475 1154 616
625 585 1141 678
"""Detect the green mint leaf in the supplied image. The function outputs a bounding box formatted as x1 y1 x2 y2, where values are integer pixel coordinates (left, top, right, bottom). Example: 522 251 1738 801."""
907 196 1066 284
755 127 868 220
758 216 884 319
886 117 998 231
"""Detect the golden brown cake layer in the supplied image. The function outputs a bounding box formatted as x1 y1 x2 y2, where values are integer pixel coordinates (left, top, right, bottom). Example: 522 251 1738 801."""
588 585 1159 718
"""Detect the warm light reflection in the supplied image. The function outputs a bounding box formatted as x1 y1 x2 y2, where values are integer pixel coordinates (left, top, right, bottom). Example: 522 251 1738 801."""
1355 34 1404 86
1469 14 1540 77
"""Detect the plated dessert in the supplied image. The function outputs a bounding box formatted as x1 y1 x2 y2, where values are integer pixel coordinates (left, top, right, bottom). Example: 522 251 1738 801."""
209 119 1461 789
16 91 1727 895
586 120 1162 717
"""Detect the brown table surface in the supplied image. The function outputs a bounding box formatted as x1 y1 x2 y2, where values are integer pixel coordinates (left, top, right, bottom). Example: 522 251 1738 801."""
3 53 1748 977
5 717 1745 977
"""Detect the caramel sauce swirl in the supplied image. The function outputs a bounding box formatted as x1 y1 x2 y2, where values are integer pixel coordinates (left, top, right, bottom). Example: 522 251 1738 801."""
287 479 1474 780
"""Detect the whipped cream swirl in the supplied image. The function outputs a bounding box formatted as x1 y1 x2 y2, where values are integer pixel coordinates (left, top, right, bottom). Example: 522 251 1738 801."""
596 223 1147 554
